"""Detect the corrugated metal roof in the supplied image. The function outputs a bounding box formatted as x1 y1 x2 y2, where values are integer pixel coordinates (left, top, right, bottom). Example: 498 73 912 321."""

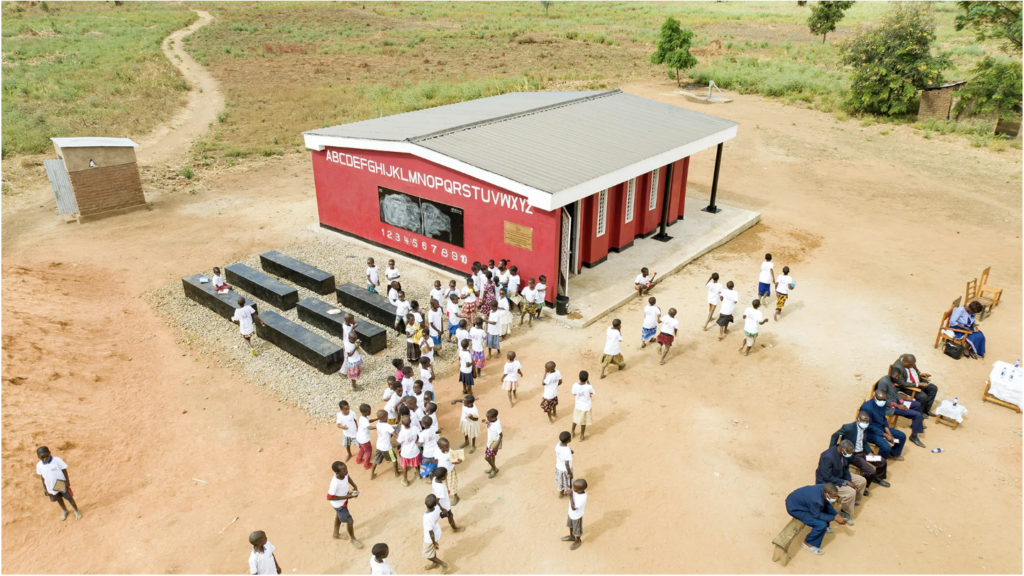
51 137 139 148
44 159 78 214
304 91 603 141
414 90 737 193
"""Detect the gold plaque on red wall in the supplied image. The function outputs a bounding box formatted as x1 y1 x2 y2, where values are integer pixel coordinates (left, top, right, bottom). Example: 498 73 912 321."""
503 222 533 251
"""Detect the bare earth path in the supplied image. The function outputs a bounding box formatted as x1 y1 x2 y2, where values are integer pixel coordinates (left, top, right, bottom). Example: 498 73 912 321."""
135 9 223 169
1 78 1021 573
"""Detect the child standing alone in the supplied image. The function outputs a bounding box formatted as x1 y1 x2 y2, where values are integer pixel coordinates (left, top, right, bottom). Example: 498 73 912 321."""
555 431 574 498
562 479 588 550
570 371 595 441
484 409 503 478
451 395 479 453
540 361 562 422
502 351 523 407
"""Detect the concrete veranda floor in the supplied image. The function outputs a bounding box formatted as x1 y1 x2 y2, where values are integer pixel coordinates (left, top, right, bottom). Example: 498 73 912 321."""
558 196 760 327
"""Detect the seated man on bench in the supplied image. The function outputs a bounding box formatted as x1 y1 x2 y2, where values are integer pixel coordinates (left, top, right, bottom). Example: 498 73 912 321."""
830 411 890 491
892 354 939 417
861 389 907 461
876 366 926 448
784 483 847 556
815 440 865 525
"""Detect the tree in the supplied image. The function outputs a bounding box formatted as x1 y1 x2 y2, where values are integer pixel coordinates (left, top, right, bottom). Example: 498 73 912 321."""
840 3 951 116
954 1 1022 54
650 17 698 87
807 1 855 43
953 56 1023 121
540 1 553 18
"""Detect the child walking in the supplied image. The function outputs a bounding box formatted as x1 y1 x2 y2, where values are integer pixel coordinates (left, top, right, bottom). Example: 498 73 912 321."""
703 272 723 331
327 461 363 548
36 446 82 520
540 361 562 422
740 299 768 356
397 415 421 487
641 297 661 348
418 416 440 481
716 281 740 340
469 318 487 376
758 253 775 305
370 410 400 480
533 275 548 320
355 404 374 469
422 495 448 574
502 351 523 407
457 339 474 394
232 297 266 356
555 431 574 498
336 400 358 461
657 308 679 365
774 265 794 321
451 395 479 453
570 371 595 441
484 409 503 478
436 438 460 505
562 479 588 550
431 468 464 532
599 319 625 379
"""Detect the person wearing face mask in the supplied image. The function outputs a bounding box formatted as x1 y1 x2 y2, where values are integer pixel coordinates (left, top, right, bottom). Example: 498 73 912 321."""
815 440 866 524
860 389 908 461
784 483 846 556
891 354 939 417
875 366 927 448
830 411 891 491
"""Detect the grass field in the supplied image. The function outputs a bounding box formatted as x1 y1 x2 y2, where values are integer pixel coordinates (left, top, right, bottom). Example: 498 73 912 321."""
1 1 195 157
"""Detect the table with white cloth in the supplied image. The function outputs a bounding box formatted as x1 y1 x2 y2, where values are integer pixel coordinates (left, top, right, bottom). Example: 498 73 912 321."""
984 361 1023 411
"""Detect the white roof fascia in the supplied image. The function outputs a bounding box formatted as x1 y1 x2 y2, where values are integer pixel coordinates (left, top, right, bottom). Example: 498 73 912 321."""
303 124 737 212
50 137 139 148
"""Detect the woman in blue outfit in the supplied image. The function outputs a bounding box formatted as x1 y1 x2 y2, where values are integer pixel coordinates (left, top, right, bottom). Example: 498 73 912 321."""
949 300 986 358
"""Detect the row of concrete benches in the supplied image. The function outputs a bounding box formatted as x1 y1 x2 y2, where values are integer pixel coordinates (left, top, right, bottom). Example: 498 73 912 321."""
182 251 398 374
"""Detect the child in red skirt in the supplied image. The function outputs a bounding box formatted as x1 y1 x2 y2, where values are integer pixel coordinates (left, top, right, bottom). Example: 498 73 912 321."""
484 409 503 479
657 308 679 366
355 404 374 469
397 415 421 487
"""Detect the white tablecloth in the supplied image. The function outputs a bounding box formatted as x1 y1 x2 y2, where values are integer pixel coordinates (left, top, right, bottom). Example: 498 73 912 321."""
988 361 1023 408
936 400 969 423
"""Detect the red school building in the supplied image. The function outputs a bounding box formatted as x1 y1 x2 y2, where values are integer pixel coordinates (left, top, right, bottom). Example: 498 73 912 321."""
303 89 737 305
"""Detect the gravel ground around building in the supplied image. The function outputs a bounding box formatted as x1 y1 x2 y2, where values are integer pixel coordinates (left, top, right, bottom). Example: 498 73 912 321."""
146 232 529 421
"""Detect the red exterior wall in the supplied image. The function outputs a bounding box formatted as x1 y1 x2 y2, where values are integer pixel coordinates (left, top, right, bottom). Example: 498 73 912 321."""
667 157 689 226
609 181 634 251
310 147 561 303
638 167 665 236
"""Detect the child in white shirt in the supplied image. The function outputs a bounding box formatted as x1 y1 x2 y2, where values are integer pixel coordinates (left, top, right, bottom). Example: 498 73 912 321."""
657 308 680 365
370 543 394 575
774 265 795 321
740 299 768 356
336 400 358 460
641 296 661 347
704 272 723 331
485 304 502 359
484 408 503 478
716 280 740 340
519 279 537 326
371 409 399 479
541 361 562 422
599 319 625 379
212 266 231 291
502 351 523 407
231 297 265 356
469 318 487 377
431 468 463 531
446 294 462 343
555 431 574 497
366 258 380 293
533 275 548 320
570 371 596 440
436 438 460 505
564 479 588 550
634 266 657 299
384 259 401 283
758 253 775 304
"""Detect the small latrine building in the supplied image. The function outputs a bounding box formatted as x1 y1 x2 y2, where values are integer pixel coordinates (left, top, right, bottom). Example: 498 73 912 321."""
45 137 147 222
918 81 966 121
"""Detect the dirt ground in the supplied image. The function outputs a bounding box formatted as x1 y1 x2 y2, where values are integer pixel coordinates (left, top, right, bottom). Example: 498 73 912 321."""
3 36 1022 576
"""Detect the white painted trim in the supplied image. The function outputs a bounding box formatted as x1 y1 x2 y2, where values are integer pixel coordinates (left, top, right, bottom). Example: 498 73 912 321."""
648 169 660 211
624 178 636 224
303 124 737 213
596 189 608 237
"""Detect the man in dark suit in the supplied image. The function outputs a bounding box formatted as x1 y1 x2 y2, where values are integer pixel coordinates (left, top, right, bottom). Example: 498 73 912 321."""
893 354 939 417
875 367 926 447
815 440 865 524
784 483 846 556
831 412 890 490
861 389 907 460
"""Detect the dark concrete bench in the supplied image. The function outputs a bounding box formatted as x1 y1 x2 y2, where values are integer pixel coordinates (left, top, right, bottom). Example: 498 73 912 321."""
254 310 343 374
336 283 400 331
182 274 258 321
225 263 299 310
260 251 336 295
296 297 387 355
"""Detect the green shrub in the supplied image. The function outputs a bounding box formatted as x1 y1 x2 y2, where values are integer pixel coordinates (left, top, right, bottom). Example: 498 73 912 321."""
179 165 195 179
217 110 229 123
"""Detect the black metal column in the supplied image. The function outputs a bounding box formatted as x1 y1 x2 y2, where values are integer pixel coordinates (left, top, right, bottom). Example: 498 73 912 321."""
703 142 724 214
653 162 674 242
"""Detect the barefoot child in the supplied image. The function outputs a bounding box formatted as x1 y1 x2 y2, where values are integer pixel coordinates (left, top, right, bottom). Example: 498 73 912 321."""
657 308 679 365
232 297 265 356
457 339 474 394
36 446 82 521
740 300 768 356
248 530 281 575
717 281 739 340
758 253 775 305
599 319 625 379
519 279 537 326
703 272 723 330
370 410 399 480
429 281 447 311
484 409 503 478
397 415 421 487
395 292 411 333
774 265 794 321
451 395 479 453
634 267 656 299
212 267 232 291
541 361 562 422
555 431 574 497
533 275 548 320
401 366 416 398
571 371 595 440
384 382 403 425
422 495 448 574
343 332 363 391
432 468 463 532
418 416 440 481
336 400 358 461
641 297 660 348
562 479 588 550
446 294 461 343
419 357 435 394
356 404 374 469
485 301 502 359
370 543 394 575
436 438 460 505
469 318 487 376
427 298 444 350
392 359 405 384
327 461 363 548
507 266 523 315
366 258 380 293
454 320 470 355
502 351 523 407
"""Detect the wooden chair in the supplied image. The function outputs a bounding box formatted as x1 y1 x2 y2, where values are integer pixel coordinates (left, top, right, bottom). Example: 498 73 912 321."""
979 267 1002 310
964 278 994 320
935 299 971 351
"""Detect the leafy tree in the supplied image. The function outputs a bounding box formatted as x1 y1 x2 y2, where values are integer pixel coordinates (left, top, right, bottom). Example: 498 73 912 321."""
954 1 1022 54
650 17 698 87
840 3 950 116
541 1 553 18
953 56 1023 120
807 1 855 43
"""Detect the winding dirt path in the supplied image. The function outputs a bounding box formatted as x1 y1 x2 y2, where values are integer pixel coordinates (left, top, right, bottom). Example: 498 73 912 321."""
135 10 223 169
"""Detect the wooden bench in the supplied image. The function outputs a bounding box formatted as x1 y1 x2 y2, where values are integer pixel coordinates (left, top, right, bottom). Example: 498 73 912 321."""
260 251 335 295
225 263 299 310
254 310 343 374
182 274 258 321
772 517 806 566
983 379 1022 413
296 297 387 355
336 283 400 331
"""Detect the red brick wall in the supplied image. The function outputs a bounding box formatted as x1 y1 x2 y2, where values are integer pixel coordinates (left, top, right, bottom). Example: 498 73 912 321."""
68 163 145 216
